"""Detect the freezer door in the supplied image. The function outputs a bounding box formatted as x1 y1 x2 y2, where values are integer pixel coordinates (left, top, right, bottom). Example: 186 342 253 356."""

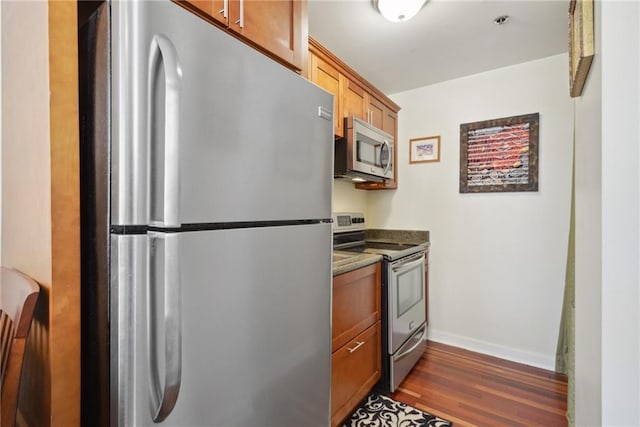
110 1 334 226
113 223 332 426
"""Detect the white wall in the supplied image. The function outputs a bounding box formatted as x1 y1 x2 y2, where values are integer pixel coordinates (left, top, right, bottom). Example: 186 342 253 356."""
362 55 573 369
600 0 640 420
1 1 51 281
595 1 639 424
574 2 602 423
574 3 640 425
333 180 368 214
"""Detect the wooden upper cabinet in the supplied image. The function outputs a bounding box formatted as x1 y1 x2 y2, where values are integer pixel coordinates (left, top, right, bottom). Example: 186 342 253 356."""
178 0 306 71
307 37 400 190
382 107 397 137
343 78 367 122
185 0 227 24
228 0 304 70
309 52 343 137
367 95 385 130
211 0 229 24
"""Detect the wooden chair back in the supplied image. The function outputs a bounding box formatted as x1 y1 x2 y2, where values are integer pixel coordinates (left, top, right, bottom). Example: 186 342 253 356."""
0 267 40 427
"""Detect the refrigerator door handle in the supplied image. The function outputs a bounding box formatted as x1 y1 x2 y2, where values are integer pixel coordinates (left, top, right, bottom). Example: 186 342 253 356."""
148 232 182 422
148 34 182 228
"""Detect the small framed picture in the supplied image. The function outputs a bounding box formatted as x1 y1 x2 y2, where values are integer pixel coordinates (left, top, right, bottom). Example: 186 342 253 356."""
409 136 440 163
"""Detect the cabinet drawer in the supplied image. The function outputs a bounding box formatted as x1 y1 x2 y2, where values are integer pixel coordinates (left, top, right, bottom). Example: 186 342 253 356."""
331 321 381 427
332 262 381 352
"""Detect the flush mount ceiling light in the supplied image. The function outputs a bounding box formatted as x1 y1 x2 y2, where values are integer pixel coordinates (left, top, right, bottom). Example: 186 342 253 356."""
374 0 428 23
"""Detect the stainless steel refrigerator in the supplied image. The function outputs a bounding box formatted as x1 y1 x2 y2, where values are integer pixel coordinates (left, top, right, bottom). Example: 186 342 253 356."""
79 2 334 426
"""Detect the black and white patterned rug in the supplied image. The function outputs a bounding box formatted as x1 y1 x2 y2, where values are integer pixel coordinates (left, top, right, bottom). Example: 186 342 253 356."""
343 393 452 427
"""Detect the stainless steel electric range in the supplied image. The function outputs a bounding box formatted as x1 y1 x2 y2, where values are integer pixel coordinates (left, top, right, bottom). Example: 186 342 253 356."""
333 212 428 392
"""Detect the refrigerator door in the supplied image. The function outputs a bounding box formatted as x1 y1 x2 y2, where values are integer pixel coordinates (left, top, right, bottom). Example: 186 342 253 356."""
110 1 334 227
113 223 332 426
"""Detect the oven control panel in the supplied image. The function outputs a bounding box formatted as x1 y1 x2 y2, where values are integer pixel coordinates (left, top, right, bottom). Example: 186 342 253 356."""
332 212 365 233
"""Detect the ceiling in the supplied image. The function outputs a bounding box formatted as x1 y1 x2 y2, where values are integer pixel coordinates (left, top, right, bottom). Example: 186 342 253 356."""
308 0 569 95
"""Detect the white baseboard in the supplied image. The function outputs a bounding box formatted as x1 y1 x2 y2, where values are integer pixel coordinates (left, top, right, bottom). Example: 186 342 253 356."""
427 328 557 371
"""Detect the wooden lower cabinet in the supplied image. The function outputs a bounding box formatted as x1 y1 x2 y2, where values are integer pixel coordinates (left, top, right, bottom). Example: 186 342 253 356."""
331 321 382 426
331 262 381 426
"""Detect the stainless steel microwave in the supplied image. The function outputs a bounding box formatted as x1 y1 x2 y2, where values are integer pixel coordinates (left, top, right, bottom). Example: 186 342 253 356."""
334 116 394 182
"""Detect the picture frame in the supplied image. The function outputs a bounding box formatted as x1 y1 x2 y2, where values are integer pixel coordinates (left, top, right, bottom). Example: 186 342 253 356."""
459 113 539 193
409 135 440 163
569 0 594 97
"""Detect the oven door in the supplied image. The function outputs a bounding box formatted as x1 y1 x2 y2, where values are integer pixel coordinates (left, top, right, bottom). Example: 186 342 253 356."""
388 251 426 354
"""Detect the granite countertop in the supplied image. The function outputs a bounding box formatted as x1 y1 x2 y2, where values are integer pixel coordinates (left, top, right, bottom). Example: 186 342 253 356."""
332 251 383 276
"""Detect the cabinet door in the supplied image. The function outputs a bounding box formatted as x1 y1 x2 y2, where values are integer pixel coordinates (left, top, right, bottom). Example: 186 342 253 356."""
229 0 304 70
181 0 228 25
182 0 213 15
331 322 382 427
382 106 397 137
367 95 385 129
211 0 230 24
332 262 381 352
343 77 367 122
310 53 343 137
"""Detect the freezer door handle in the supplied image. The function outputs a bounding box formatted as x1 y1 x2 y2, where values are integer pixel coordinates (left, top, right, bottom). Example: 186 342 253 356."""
148 233 182 422
148 34 182 228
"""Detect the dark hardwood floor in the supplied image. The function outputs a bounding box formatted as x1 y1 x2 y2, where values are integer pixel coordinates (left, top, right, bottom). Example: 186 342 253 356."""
389 341 568 426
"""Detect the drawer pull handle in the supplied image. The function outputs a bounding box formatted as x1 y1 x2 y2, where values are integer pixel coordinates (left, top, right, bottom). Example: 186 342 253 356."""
347 341 365 353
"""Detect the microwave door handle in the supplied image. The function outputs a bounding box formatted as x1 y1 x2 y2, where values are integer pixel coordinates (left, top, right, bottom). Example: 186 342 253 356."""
382 139 392 175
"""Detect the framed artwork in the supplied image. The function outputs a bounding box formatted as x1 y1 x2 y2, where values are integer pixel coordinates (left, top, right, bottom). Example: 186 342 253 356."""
409 135 440 163
569 0 594 97
459 113 539 193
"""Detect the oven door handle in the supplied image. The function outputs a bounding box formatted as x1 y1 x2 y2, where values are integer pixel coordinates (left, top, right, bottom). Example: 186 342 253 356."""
394 325 426 360
392 255 424 273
